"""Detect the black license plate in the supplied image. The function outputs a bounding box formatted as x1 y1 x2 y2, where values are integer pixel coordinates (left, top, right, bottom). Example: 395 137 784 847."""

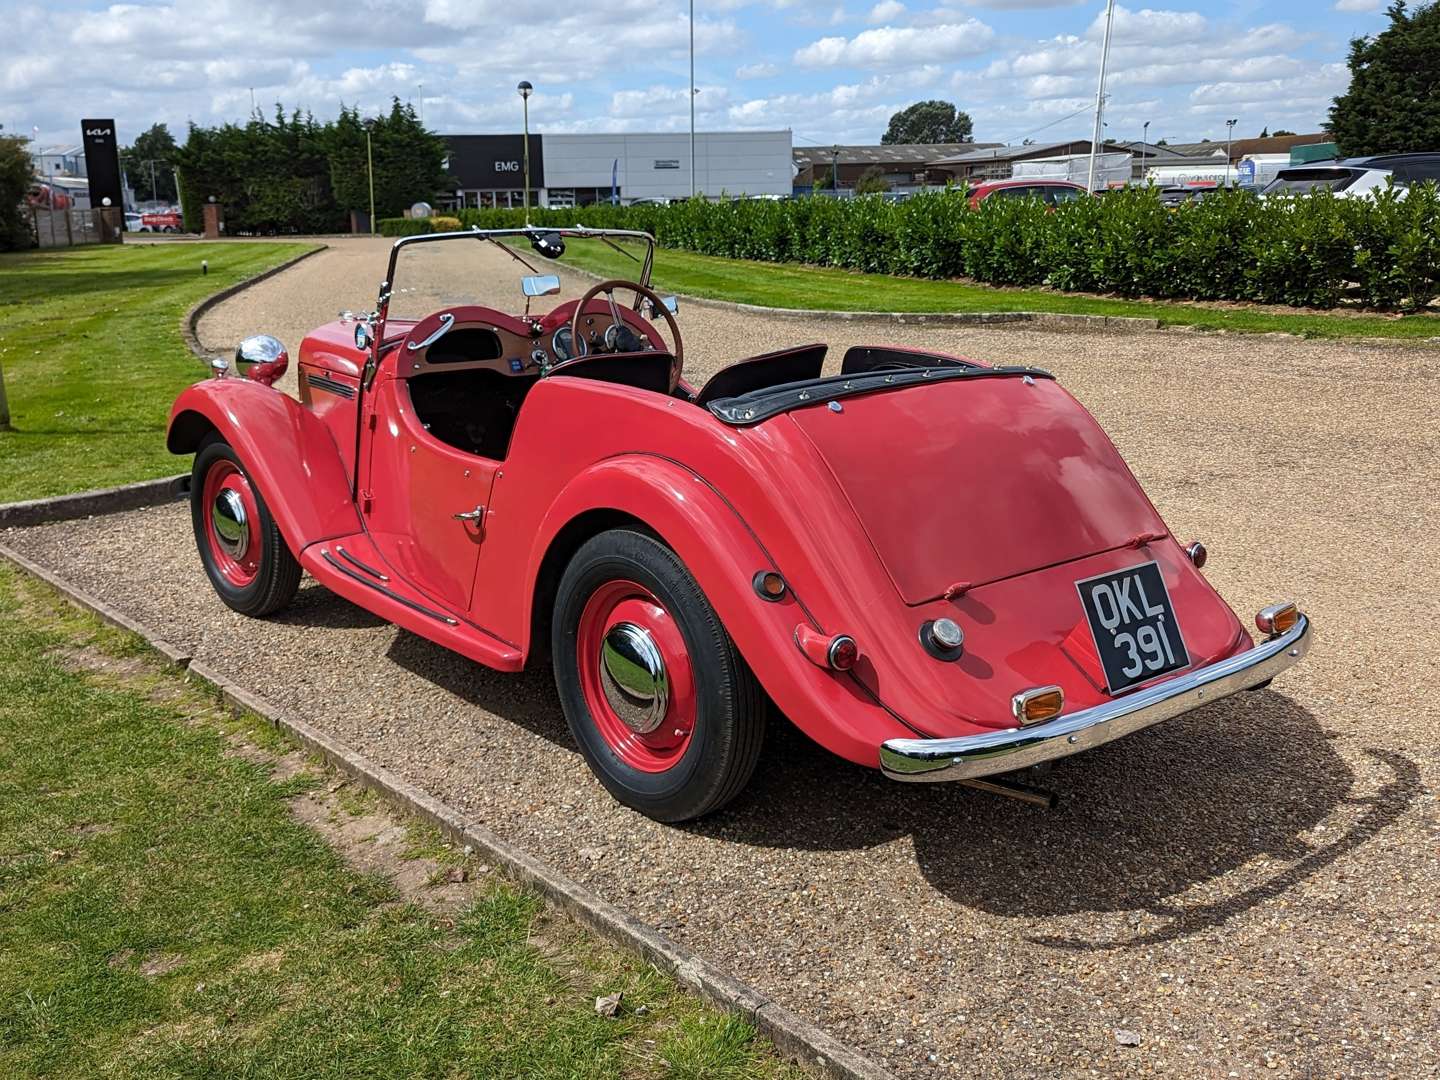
1075 561 1190 693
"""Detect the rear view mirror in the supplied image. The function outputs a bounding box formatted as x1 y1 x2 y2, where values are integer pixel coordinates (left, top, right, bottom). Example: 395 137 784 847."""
521 274 561 298
530 232 566 258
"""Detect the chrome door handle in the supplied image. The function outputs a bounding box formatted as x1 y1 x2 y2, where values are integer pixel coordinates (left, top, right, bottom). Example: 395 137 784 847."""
453 505 485 521
408 312 454 352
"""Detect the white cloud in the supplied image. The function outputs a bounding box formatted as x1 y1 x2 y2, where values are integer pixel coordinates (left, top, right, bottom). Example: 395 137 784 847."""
794 19 996 68
868 0 906 23
1090 5 1207 46
1334 0 1383 10
736 61 780 79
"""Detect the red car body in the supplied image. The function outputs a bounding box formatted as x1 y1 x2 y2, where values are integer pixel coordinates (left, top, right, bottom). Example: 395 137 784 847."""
968 178 1091 209
167 227 1309 820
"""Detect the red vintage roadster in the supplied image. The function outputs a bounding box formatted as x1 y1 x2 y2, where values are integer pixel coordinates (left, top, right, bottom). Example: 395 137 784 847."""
167 227 1311 821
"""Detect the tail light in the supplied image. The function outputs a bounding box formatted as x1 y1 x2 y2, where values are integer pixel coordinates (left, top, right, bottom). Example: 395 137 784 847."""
794 625 858 671
1185 540 1207 568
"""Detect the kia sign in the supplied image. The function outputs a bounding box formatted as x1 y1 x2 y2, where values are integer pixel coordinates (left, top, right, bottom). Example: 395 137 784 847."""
82 118 124 210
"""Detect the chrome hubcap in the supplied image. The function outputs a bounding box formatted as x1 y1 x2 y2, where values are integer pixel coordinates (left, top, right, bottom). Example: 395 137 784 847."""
600 622 669 734
211 488 249 558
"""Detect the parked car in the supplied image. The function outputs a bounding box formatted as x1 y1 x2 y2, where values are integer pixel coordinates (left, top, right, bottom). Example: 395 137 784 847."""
1259 153 1440 200
968 178 1091 209
167 227 1311 821
140 211 183 232
124 212 144 231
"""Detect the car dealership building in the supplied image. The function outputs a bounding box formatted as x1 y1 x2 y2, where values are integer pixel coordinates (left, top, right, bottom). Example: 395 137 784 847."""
442 130 793 208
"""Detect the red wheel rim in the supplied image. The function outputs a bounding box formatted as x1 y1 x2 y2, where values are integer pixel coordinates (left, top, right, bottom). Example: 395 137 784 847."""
577 579 696 773
201 459 261 588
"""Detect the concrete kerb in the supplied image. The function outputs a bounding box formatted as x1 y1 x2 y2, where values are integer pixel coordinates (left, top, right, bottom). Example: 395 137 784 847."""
0 474 188 529
0 533 896 1080
180 243 329 364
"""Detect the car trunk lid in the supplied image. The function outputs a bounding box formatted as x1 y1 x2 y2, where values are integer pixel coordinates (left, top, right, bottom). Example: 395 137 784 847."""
787 377 1167 605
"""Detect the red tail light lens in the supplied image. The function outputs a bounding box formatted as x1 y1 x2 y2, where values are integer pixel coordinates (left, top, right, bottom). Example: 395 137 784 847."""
827 635 858 671
794 625 859 671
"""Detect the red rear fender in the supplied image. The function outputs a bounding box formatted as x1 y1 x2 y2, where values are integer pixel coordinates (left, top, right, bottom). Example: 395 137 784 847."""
527 456 919 765
168 380 360 549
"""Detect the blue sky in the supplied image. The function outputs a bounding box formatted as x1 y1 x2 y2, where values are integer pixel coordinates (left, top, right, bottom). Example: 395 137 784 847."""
2 0 1396 151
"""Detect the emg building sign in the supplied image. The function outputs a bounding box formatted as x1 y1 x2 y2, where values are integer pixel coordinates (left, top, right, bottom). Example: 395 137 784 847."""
444 134 544 189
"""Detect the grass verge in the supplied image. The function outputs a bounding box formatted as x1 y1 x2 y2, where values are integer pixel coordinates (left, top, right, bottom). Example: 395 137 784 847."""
561 240 1440 342
0 561 805 1080
0 243 315 503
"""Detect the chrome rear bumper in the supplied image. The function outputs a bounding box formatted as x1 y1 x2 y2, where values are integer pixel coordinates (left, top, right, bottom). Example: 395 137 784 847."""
880 612 1311 782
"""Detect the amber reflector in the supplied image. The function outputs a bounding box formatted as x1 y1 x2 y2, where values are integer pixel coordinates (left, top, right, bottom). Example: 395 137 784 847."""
754 571 787 600
1012 686 1065 726
1255 602 1299 636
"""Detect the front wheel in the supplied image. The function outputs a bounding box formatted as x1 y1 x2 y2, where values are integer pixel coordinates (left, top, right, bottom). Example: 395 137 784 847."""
552 529 765 822
190 435 301 617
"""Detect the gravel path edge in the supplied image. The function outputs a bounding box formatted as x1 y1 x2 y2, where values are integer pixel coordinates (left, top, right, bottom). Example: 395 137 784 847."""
544 250 1163 330
0 535 897 1080
180 243 329 364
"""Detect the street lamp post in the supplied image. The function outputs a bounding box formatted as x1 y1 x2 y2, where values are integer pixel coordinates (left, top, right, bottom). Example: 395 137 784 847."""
1225 118 1238 187
1141 120 1150 184
364 121 376 236
518 81 533 224
831 146 840 194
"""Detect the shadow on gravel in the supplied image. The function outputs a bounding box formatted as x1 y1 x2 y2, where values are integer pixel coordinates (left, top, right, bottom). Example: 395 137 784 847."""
699 691 1421 949
384 631 572 744
269 583 389 630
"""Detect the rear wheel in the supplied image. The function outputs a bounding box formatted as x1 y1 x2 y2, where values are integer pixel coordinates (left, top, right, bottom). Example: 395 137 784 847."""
190 435 301 617
553 529 765 822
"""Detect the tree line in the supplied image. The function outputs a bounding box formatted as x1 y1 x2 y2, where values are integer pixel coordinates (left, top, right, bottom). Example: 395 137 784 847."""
170 100 452 234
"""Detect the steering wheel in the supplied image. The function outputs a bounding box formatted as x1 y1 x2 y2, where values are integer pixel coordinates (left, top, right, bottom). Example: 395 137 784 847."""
567 279 684 387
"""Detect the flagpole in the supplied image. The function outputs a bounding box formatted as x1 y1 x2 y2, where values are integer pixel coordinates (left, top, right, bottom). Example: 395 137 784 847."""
689 0 697 199
1087 0 1117 193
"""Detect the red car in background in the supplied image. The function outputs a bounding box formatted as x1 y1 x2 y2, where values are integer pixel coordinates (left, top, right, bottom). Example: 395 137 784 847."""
166 227 1310 822
140 211 183 232
968 178 1091 209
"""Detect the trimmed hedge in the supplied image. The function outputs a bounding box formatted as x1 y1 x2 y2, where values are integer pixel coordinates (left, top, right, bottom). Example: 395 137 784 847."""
394 186 1439 312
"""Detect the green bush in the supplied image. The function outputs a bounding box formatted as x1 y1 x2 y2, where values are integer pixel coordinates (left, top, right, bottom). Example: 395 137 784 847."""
402 186 1440 312
379 217 432 236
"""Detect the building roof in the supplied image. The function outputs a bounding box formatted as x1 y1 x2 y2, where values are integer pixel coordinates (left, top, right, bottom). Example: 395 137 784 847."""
792 143 1001 168
930 139 1132 167
1162 133 1330 160
1111 140 1198 161
34 144 84 157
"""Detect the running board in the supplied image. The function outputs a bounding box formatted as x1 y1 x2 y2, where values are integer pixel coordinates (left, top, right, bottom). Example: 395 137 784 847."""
320 549 456 624
299 538 523 672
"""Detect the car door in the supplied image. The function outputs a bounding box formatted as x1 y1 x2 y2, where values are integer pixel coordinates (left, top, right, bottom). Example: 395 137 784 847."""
359 371 498 613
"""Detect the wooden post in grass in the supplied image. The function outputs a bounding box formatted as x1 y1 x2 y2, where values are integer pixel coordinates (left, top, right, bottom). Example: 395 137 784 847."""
0 362 11 431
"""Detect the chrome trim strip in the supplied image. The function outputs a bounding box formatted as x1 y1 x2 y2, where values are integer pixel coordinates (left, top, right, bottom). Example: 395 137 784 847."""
879 612 1311 782
319 550 458 625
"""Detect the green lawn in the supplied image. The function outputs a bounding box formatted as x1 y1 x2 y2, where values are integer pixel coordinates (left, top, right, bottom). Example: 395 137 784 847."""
561 240 1440 342
0 562 804 1079
0 243 315 503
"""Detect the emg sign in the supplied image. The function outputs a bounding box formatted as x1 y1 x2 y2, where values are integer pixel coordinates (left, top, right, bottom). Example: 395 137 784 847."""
495 161 521 173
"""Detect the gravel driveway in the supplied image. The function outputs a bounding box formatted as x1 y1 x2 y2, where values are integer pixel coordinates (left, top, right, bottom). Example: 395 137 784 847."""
9 238 1439 1077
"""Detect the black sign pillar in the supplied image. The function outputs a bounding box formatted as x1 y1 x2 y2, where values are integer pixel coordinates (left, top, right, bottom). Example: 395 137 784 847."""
81 118 124 209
